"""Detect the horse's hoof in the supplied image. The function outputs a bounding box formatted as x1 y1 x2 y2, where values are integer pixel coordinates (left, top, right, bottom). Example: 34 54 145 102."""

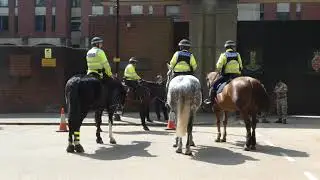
96 138 104 144
110 138 117 144
176 148 183 154
185 150 193 156
244 145 251 151
221 138 226 142
74 144 85 153
147 119 153 122
250 145 256 150
66 144 75 153
143 126 150 131
114 115 121 121
215 138 221 142
173 144 178 148
190 141 196 147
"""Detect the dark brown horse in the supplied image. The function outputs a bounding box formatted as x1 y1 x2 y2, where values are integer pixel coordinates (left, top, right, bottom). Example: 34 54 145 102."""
206 71 270 151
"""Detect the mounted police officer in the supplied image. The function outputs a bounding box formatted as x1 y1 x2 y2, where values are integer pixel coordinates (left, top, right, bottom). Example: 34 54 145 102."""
204 40 243 105
123 57 144 98
168 39 198 79
86 37 113 80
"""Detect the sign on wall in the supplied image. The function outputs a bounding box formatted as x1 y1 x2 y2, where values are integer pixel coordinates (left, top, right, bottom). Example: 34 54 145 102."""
42 48 56 67
44 48 52 59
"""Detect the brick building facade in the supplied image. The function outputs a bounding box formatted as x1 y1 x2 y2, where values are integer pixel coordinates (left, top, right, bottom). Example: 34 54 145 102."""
1 0 319 48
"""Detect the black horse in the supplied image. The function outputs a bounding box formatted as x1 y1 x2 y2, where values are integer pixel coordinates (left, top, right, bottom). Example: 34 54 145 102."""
65 74 126 153
122 79 169 131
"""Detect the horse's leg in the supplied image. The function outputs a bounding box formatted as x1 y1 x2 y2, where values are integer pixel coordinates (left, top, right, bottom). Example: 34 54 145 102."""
155 100 161 121
185 112 194 156
251 113 258 150
162 103 169 121
176 137 183 154
221 111 228 142
170 111 179 148
74 111 87 153
66 107 75 152
140 102 150 131
146 105 153 122
243 113 252 151
95 110 104 144
215 108 222 142
108 110 117 144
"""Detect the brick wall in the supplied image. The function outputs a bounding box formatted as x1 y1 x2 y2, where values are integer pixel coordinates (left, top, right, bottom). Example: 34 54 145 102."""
0 46 87 113
89 16 174 80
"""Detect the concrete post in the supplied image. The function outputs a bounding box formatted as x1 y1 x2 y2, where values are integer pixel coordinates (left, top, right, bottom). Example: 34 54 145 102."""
189 0 237 95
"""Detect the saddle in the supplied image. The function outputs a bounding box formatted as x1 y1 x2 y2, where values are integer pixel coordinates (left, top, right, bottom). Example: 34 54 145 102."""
216 79 233 94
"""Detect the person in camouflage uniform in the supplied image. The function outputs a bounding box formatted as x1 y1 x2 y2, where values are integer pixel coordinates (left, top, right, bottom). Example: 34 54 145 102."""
273 80 288 124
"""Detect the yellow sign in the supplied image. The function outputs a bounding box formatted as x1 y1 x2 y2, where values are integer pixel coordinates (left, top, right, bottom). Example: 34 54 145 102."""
44 48 52 59
113 57 121 62
41 58 56 67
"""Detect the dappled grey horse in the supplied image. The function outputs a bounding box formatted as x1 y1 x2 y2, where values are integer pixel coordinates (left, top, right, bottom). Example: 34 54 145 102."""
166 66 202 155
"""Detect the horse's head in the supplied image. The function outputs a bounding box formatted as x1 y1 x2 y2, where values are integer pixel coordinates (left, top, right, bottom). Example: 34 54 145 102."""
166 63 173 89
206 71 220 88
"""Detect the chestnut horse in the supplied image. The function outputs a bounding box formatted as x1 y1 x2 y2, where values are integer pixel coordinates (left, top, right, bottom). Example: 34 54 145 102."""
206 71 269 151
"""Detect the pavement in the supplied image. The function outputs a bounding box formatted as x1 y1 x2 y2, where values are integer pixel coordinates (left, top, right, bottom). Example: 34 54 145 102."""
0 119 319 180
0 111 319 127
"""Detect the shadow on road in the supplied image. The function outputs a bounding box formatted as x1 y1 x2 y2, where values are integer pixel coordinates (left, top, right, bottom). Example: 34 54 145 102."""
232 141 309 158
77 141 157 161
111 130 173 136
192 145 259 165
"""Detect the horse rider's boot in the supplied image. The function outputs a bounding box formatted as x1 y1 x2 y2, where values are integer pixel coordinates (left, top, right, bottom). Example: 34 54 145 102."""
274 118 282 123
203 91 216 105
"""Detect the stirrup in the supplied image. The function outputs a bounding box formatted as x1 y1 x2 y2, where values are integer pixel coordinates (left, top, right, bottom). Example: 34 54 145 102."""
203 99 212 105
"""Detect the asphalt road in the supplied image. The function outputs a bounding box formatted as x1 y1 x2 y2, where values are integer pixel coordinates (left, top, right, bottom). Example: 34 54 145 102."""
0 120 319 180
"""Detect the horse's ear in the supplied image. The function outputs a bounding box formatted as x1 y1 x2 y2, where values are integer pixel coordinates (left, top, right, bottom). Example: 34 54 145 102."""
166 63 171 70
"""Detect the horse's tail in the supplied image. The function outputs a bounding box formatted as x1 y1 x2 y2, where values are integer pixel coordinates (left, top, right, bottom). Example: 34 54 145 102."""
249 79 270 112
176 94 191 137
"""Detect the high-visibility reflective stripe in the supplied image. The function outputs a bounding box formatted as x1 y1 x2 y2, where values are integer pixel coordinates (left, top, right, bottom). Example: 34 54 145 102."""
74 132 80 135
75 136 80 140
173 62 192 72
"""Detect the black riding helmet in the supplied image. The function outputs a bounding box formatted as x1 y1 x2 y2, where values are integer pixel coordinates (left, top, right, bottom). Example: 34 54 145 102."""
178 39 191 50
91 37 103 46
224 40 236 49
129 57 138 64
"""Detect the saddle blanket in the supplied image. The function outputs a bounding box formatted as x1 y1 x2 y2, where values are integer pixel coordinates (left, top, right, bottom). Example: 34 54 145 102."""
216 79 232 94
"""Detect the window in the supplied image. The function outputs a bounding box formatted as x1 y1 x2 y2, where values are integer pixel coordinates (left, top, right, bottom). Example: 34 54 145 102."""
15 0 18 7
148 5 153 15
276 3 290 20
260 3 264 20
52 15 55 32
71 17 81 31
109 6 114 15
296 3 301 20
131 5 143 15
35 15 46 32
72 0 81 7
0 0 8 7
92 0 102 6
165 5 181 21
35 0 46 7
52 0 56 7
0 16 9 31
